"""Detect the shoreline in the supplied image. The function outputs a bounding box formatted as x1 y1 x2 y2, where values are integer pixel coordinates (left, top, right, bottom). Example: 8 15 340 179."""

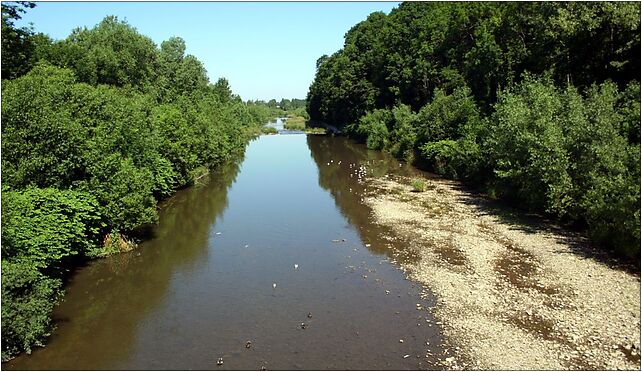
362 173 640 370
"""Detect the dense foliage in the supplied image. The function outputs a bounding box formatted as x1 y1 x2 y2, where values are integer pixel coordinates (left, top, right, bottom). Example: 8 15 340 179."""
1 4 275 360
1 1 36 79
307 2 640 259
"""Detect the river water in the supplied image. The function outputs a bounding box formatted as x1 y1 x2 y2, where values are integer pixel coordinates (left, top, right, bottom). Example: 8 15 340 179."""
6 124 445 370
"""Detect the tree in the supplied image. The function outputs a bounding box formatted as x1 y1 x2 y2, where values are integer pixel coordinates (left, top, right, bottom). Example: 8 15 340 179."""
1 2 36 79
64 16 158 89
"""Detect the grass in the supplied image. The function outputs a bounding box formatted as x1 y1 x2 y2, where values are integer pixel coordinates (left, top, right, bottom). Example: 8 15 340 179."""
261 126 278 135
283 115 306 130
282 114 327 134
305 127 327 134
411 178 427 192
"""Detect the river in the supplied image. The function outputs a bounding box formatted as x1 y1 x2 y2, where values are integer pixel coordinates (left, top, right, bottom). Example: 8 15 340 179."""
6 122 445 370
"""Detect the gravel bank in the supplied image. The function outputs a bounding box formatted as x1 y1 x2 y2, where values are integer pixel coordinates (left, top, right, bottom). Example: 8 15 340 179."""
363 174 640 370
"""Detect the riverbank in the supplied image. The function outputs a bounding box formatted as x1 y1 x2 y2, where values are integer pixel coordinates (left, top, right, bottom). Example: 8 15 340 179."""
362 174 640 370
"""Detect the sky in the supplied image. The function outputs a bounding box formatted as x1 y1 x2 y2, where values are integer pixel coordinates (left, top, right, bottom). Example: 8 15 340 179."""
15 1 399 101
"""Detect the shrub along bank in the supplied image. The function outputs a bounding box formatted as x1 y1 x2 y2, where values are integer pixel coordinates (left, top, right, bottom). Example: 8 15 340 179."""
307 2 640 260
1 6 274 360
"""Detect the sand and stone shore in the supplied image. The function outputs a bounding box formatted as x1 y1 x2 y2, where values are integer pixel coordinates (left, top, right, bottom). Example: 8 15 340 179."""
362 174 640 370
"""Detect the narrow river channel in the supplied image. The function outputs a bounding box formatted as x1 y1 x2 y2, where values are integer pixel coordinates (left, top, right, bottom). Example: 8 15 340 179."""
6 122 445 370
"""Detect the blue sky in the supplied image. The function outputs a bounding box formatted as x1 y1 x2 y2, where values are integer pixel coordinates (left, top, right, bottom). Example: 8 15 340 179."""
15 2 399 101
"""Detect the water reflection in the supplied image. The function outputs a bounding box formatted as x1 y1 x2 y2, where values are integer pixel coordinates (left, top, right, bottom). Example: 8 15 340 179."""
6 135 442 371
307 135 424 263
5 160 244 370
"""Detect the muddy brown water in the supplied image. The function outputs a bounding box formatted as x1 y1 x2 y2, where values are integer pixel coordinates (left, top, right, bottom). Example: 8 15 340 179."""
5 128 444 370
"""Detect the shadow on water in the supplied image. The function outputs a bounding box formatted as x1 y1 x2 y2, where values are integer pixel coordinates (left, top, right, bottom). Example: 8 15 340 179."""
4 160 244 371
306 135 427 265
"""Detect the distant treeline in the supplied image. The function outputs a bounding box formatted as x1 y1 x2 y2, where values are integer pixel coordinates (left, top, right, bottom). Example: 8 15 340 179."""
247 98 308 121
0 3 277 360
250 98 306 111
307 2 640 259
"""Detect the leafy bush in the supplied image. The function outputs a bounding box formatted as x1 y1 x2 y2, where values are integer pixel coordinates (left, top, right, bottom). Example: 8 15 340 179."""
485 76 640 258
84 156 157 231
1 187 104 267
388 104 417 161
415 87 481 145
350 108 392 150
484 76 574 213
151 103 196 188
570 83 640 257
421 140 473 179
1 260 62 361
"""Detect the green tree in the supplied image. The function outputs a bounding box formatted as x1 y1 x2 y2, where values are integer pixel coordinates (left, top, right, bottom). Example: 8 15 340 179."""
1 2 36 79
1 64 87 189
64 16 158 89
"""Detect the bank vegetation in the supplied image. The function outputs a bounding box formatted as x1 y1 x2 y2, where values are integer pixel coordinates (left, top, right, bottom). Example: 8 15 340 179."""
1 3 278 360
307 2 640 261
